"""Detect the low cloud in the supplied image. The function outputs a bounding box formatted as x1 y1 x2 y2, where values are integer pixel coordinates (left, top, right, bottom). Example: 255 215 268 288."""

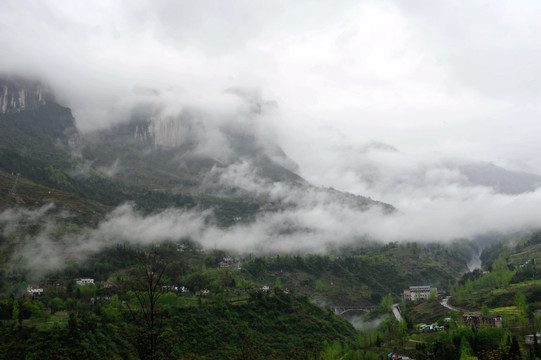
3 160 541 278
289 143 541 242
3 204 211 278
1 0 539 172
347 314 388 331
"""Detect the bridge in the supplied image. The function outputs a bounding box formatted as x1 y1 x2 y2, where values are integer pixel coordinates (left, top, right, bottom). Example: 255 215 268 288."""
331 306 377 315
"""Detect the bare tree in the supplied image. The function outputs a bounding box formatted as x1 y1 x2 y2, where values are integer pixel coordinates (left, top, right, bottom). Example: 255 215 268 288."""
126 248 170 360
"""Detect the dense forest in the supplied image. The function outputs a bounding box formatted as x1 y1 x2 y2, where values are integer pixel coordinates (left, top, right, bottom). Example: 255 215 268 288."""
0 231 540 359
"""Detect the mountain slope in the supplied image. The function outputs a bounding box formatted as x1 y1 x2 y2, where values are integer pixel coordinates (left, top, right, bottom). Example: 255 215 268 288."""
458 161 541 194
0 76 394 221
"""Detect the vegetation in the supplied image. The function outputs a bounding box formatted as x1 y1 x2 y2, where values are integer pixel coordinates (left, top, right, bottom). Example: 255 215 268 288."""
1 233 538 359
0 253 358 359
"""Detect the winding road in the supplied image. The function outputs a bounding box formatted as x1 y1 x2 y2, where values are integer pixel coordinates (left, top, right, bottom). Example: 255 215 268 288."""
392 296 466 323
392 303 402 321
440 296 462 312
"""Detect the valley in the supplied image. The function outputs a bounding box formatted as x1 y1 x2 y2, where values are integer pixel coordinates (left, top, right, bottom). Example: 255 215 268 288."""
1 75 540 359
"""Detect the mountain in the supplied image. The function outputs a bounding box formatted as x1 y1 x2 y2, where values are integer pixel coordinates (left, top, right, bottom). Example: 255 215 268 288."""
0 75 393 222
457 161 541 194
0 75 51 114
335 141 541 195
0 77 79 165
81 114 305 191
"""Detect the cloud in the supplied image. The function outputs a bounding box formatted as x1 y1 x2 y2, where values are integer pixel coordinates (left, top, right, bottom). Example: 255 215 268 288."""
347 314 388 331
0 203 58 237
0 0 539 173
3 203 212 278
284 142 541 241
3 159 540 278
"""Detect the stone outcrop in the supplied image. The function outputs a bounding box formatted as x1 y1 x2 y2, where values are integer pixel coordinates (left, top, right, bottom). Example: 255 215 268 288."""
0 75 80 150
0 76 52 115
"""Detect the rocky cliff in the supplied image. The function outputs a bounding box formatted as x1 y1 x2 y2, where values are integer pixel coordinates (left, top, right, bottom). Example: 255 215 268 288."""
0 76 53 115
0 76 80 156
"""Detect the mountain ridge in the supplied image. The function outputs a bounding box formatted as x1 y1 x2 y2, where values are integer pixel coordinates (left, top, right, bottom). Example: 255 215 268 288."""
0 75 394 225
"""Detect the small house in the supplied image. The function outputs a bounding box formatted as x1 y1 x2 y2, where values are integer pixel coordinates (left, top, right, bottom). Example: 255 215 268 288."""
76 278 95 286
463 314 502 328
26 286 44 296
161 285 179 292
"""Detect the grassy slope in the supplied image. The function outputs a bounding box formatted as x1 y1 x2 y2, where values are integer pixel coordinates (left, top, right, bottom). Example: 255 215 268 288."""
0 169 107 221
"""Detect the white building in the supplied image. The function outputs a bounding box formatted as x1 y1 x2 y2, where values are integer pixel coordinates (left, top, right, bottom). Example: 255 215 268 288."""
161 285 179 292
26 286 44 296
525 332 541 345
76 278 95 286
403 285 436 301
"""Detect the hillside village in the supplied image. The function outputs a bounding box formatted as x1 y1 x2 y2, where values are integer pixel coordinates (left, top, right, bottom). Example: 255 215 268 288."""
2 232 538 359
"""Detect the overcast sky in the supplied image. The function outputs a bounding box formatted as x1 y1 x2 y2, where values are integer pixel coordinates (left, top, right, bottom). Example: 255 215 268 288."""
1 0 539 174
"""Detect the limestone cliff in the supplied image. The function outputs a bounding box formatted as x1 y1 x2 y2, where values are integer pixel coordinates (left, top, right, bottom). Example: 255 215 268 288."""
0 76 53 114
0 75 80 153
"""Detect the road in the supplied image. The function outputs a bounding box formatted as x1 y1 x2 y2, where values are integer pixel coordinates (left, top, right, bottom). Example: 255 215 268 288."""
392 297 463 323
440 296 462 312
392 303 402 321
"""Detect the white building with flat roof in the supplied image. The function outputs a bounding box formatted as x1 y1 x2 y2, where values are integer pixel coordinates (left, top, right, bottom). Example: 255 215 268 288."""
76 278 95 286
403 285 436 301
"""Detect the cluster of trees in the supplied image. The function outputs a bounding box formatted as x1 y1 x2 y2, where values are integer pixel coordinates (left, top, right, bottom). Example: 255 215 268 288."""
414 327 522 360
1 229 540 359
241 242 471 306
0 249 362 359
452 253 516 306
0 288 358 359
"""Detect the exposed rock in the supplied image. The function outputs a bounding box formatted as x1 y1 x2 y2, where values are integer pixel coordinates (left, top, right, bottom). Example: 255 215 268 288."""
0 75 53 115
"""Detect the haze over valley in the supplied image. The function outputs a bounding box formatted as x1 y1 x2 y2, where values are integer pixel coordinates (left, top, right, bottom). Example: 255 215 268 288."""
1 2 540 359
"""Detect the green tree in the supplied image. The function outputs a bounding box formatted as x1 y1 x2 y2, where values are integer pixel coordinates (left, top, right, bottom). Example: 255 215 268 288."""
51 297 64 313
274 277 282 290
514 292 527 313
380 294 393 312
509 335 521 360
68 312 79 337
12 299 21 327
465 279 473 293
459 335 473 360
397 319 409 346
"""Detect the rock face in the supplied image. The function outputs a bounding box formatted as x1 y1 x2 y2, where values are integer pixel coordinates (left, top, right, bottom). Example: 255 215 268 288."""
0 76 52 114
128 111 193 148
151 116 191 147
0 75 80 153
131 116 191 148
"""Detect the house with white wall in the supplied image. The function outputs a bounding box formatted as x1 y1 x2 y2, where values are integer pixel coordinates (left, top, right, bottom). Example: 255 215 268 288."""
403 285 437 301
76 278 95 286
